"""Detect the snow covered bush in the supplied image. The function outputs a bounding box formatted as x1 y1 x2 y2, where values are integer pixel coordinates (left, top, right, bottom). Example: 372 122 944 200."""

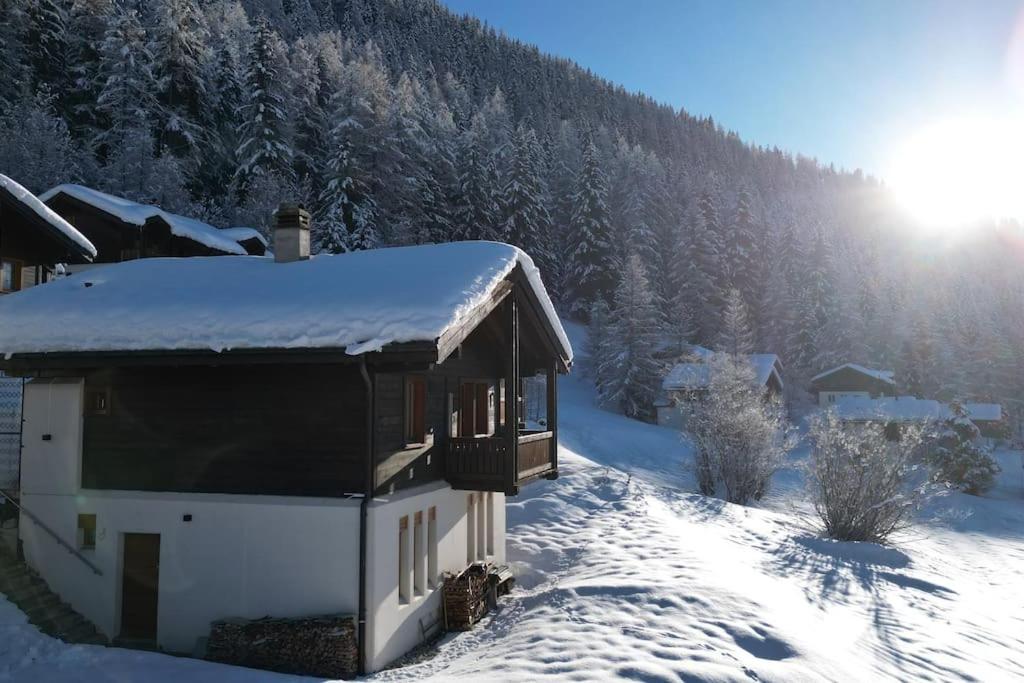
688 354 794 505
926 403 1000 496
807 412 932 544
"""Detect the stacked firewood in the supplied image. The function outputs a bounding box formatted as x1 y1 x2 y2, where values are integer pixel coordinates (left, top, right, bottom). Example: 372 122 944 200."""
207 613 357 679
442 564 493 631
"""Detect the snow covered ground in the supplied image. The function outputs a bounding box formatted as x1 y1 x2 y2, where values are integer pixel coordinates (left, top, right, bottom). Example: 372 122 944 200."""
3 321 1023 681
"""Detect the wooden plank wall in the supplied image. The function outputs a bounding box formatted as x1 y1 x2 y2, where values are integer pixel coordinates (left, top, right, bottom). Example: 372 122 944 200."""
82 364 367 496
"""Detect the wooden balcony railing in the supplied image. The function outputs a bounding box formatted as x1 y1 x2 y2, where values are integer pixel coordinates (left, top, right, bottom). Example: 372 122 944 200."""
445 430 556 494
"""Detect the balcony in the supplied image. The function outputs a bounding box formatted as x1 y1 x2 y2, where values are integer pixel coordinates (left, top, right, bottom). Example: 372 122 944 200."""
445 430 557 495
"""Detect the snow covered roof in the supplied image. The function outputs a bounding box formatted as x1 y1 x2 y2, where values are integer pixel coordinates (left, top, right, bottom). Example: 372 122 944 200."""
218 227 268 247
811 363 896 385
0 241 572 364
0 175 97 260
832 396 947 422
662 352 782 391
38 184 248 256
964 403 1002 422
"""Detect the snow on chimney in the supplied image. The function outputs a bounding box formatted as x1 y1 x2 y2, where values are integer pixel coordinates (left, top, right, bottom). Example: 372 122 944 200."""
273 202 311 263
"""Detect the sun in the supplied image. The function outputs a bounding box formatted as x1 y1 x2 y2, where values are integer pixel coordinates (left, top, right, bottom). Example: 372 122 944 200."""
885 115 1024 232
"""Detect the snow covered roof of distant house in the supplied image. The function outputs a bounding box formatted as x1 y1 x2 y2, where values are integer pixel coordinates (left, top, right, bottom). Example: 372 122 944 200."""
831 396 947 422
964 403 1002 422
218 227 268 246
0 241 572 366
0 175 97 260
38 184 248 256
811 363 896 385
662 352 783 392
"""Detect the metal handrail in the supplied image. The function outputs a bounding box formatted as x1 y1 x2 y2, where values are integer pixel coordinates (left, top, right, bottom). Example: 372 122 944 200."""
0 489 103 576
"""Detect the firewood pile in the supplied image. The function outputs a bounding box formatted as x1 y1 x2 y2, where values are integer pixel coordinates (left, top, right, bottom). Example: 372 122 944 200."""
442 563 516 631
207 613 357 679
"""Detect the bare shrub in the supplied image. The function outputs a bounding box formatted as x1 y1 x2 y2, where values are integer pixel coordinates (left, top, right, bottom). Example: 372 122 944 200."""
807 411 932 544
688 354 795 505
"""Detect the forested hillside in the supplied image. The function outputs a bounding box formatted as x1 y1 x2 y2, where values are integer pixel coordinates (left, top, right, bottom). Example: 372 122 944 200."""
1 0 1021 411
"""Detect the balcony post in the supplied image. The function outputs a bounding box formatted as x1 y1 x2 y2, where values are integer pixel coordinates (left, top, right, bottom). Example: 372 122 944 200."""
546 361 558 479
505 295 519 495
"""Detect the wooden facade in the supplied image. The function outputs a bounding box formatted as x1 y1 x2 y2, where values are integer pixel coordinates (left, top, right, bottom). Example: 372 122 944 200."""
6 264 569 499
810 365 894 400
0 184 93 294
43 192 240 263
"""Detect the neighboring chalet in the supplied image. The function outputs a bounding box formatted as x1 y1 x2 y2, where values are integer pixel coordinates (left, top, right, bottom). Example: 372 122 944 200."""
38 184 264 268
656 351 784 429
0 175 96 294
810 363 895 407
831 397 1005 440
0 205 571 674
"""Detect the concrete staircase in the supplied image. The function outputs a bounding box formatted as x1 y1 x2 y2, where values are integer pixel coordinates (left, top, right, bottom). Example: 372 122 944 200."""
0 543 108 645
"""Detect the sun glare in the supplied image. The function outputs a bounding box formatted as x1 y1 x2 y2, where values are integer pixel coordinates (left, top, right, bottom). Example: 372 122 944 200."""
886 115 1024 232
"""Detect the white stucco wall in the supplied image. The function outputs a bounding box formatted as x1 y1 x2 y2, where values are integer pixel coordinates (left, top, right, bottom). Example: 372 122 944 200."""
364 483 506 671
19 379 362 655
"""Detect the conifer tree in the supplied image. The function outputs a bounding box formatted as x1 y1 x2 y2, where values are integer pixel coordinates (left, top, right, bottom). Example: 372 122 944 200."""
454 114 500 241
716 288 755 356
725 188 759 299
235 17 292 193
150 0 211 156
66 0 113 141
23 0 68 103
94 6 155 155
567 138 616 318
596 255 661 420
501 125 552 261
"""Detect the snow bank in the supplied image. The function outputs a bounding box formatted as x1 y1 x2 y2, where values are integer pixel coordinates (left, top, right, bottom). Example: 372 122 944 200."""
0 175 97 259
0 241 572 361
38 184 247 256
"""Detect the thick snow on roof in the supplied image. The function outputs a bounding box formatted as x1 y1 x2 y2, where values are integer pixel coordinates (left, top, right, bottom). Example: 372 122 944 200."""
0 175 97 259
0 241 572 362
662 352 781 391
964 403 1002 421
218 227 268 246
832 396 947 422
811 362 895 385
38 184 247 256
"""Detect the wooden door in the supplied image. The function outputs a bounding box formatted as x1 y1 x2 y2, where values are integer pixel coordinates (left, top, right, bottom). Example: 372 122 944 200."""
121 533 160 640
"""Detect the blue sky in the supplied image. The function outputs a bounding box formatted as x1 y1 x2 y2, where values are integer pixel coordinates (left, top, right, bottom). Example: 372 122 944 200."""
441 0 1024 179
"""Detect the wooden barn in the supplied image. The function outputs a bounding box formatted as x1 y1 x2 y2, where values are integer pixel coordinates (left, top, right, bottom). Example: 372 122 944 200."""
0 205 571 675
39 184 259 265
0 175 96 294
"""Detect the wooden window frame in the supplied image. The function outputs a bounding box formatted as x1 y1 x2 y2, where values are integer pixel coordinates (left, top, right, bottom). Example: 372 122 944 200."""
86 388 111 416
404 376 427 446
78 513 97 550
427 506 438 589
413 510 425 597
398 515 410 604
0 258 23 293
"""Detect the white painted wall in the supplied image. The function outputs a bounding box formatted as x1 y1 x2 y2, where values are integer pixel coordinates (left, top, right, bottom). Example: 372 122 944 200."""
819 391 870 407
365 483 505 671
18 377 511 672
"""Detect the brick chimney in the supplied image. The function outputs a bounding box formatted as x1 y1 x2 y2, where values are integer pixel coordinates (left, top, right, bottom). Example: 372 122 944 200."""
273 202 311 263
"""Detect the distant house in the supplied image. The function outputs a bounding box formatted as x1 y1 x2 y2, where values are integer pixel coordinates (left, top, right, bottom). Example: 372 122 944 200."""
810 363 895 407
656 351 784 429
39 184 261 267
830 397 1005 441
0 206 571 674
963 403 1005 439
0 175 96 294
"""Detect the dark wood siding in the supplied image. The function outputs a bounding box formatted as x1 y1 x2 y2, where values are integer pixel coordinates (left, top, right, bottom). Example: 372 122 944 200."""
82 364 366 496
811 367 894 397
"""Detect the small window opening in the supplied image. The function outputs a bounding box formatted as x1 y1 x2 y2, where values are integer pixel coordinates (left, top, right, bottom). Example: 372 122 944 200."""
466 495 476 563
427 506 438 589
398 516 410 604
78 514 97 550
414 511 425 597
405 376 427 444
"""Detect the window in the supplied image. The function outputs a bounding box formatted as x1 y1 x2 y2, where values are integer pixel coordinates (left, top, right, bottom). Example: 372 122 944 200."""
476 492 486 561
466 495 476 563
405 376 426 444
86 388 110 416
414 511 425 597
78 514 97 550
398 516 410 604
486 493 494 556
0 260 17 293
427 506 438 589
